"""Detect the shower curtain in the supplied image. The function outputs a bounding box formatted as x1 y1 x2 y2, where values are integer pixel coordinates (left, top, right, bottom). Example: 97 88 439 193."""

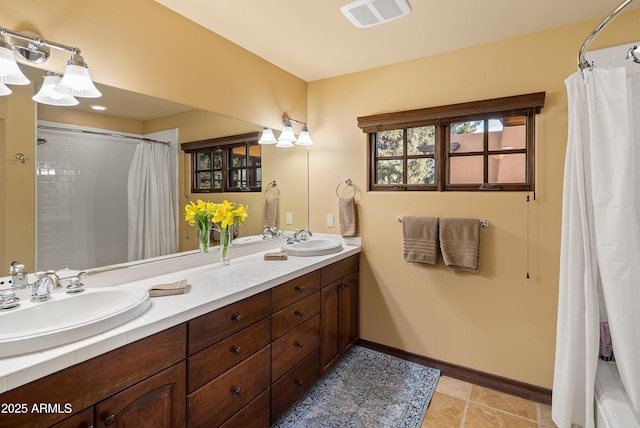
553 67 640 427
127 142 178 261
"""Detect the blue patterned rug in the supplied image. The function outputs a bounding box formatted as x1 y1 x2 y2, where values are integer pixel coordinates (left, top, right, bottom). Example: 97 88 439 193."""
274 346 440 428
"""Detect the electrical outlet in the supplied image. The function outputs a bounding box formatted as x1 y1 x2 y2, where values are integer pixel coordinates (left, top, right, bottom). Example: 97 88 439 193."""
285 212 293 225
327 214 334 227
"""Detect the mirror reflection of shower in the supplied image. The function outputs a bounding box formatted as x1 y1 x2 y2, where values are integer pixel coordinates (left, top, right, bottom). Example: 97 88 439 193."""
35 121 178 271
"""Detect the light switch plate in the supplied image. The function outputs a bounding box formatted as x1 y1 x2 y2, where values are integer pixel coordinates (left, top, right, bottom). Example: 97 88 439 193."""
327 214 334 227
286 212 293 225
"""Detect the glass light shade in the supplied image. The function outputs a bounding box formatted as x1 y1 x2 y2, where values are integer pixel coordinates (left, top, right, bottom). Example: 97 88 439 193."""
0 83 11 96
278 125 296 142
258 128 277 144
276 139 294 148
33 75 79 106
295 129 314 145
54 64 102 98
0 45 30 85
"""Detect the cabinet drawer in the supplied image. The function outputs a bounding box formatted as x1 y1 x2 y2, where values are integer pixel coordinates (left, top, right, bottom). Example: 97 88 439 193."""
188 317 270 393
188 290 270 355
188 346 270 428
320 254 359 287
271 314 320 381
271 348 320 424
220 389 270 428
272 292 320 340
271 271 320 312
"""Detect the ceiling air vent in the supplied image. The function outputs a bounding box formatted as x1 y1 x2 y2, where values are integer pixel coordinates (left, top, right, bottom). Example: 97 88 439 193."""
341 0 411 28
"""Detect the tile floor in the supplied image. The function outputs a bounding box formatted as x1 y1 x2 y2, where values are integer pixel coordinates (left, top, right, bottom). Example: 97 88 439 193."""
422 376 557 428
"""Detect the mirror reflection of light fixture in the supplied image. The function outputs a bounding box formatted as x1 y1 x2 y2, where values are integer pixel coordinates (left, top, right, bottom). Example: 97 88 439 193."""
32 73 79 106
0 26 101 101
0 82 12 95
258 128 277 144
259 114 314 148
0 34 30 85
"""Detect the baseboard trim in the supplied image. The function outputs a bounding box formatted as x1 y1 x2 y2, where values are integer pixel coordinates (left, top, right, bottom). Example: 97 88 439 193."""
358 340 552 405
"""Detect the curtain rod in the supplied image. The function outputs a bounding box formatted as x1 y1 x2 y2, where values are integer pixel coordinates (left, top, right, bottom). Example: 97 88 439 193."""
578 0 636 69
37 124 172 146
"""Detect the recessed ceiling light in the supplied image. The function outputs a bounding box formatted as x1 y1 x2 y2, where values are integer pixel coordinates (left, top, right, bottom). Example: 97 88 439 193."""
91 105 107 111
341 0 411 28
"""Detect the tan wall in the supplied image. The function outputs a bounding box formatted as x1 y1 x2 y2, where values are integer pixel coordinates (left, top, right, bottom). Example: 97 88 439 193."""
306 11 640 388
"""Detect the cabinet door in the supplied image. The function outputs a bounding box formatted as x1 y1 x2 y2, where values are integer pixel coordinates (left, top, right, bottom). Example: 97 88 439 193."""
50 407 94 428
340 271 359 353
95 362 186 428
320 281 340 374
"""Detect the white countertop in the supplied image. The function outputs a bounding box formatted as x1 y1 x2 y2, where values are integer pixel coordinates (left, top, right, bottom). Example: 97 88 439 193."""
0 235 361 394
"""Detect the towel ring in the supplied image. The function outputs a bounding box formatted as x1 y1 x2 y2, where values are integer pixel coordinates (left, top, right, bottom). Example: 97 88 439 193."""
265 180 280 197
336 178 357 198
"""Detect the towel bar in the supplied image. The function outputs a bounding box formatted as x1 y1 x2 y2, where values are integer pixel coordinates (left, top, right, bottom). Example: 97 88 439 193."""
397 216 490 228
336 178 357 198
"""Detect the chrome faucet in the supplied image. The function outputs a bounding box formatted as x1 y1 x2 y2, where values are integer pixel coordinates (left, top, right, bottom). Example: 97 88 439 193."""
9 261 28 288
262 226 283 239
292 229 313 242
31 271 61 302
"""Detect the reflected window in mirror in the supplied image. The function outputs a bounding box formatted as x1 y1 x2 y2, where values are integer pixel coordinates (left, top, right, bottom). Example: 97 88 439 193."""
182 132 262 193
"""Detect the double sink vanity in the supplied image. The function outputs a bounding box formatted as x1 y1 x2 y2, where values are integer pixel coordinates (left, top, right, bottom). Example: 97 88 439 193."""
0 234 361 427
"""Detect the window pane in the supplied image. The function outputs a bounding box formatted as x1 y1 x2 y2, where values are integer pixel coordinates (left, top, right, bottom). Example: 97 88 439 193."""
449 156 483 184
408 158 435 185
376 130 403 157
196 152 211 170
450 121 483 153
490 117 526 151
489 153 526 183
407 126 435 156
196 172 211 190
213 150 223 169
376 159 403 184
213 171 222 189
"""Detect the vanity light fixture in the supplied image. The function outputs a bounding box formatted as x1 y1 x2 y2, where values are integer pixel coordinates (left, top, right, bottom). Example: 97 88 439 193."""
0 26 101 100
32 73 79 106
259 114 314 148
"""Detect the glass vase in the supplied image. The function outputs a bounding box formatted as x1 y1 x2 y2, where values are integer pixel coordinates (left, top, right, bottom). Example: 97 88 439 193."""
198 223 211 253
219 225 232 266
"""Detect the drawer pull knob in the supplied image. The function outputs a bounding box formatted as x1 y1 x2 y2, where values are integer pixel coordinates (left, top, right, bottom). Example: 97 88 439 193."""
296 341 304 348
233 314 243 323
296 379 303 386
295 285 304 292
234 346 242 355
104 414 116 426
234 387 242 395
295 310 304 317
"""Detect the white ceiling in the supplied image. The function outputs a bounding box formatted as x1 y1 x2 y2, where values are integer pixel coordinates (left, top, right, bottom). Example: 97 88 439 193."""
154 0 638 82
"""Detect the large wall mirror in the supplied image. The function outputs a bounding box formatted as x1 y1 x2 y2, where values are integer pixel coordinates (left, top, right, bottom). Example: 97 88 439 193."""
1 66 309 272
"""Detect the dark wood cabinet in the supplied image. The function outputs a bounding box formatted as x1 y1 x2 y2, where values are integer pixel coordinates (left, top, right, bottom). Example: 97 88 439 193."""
270 272 322 423
50 408 94 428
187 291 271 428
95 362 185 428
320 254 360 374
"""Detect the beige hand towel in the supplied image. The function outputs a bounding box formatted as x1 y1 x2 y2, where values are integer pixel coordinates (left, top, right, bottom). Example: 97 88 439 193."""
148 279 188 297
264 193 279 228
264 250 288 260
439 218 480 271
339 197 357 237
402 216 439 264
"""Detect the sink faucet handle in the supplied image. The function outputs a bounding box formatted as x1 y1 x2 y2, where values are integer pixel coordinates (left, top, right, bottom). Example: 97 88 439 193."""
67 271 87 294
9 261 28 287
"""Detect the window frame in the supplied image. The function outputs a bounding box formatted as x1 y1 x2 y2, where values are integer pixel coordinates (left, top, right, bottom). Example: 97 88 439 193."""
359 92 545 192
181 132 262 193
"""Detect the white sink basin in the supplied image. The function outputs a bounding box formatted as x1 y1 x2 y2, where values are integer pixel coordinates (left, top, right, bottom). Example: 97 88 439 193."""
232 235 266 245
0 286 150 357
284 239 343 257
